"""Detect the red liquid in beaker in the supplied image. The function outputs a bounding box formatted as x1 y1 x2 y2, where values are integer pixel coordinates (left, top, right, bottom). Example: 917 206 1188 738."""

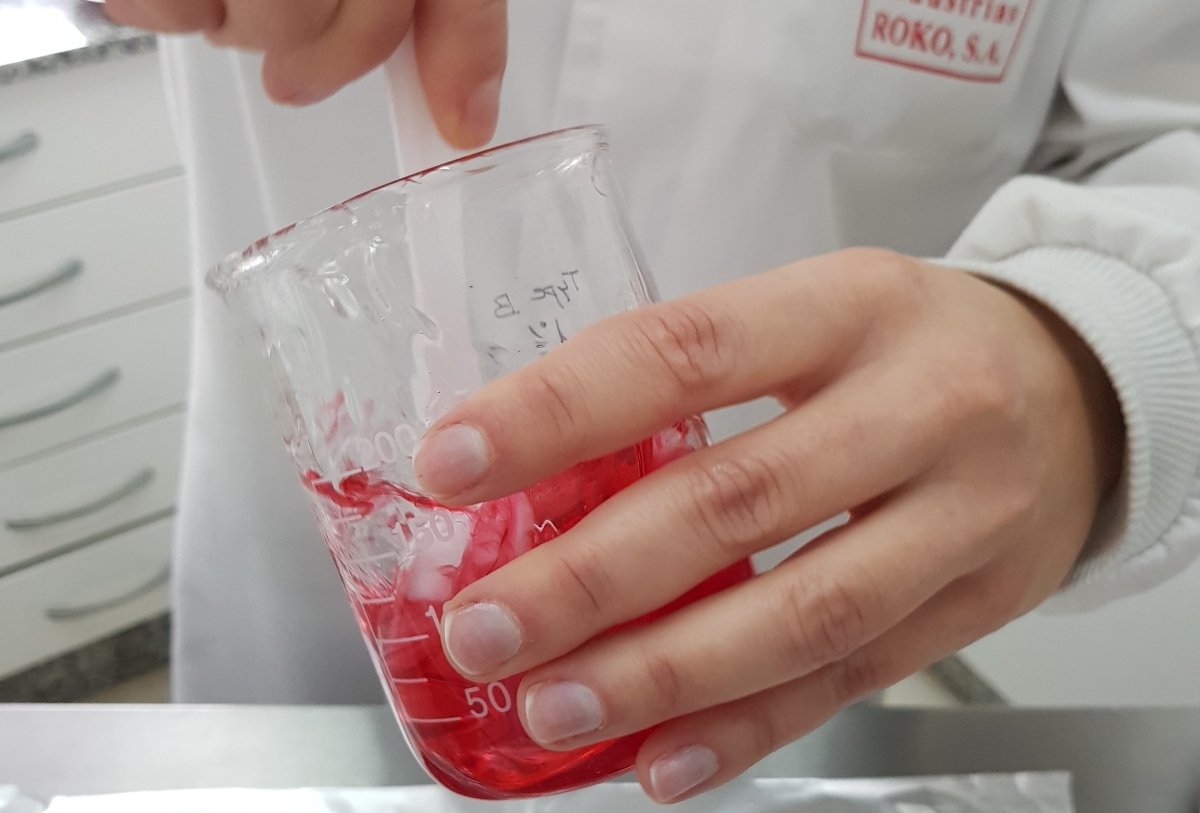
306 420 753 798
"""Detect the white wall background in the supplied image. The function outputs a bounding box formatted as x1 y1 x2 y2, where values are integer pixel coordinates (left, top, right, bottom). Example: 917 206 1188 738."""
965 562 1200 707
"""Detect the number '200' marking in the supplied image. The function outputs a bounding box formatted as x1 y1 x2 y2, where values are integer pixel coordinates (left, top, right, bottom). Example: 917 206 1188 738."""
338 424 418 470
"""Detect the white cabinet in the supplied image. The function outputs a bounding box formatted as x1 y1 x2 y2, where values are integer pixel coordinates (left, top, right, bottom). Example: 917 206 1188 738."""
0 50 188 680
0 299 190 466
0 412 185 574
0 53 180 218
0 517 174 679
0 177 189 347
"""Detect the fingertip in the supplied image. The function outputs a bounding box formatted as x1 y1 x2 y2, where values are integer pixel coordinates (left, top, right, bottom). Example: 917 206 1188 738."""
441 601 523 678
412 0 507 149
413 423 492 500
446 73 502 149
102 0 132 25
260 57 329 106
639 743 722 805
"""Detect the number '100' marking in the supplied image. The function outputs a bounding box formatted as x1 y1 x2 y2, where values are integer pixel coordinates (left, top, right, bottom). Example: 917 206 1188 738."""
426 605 514 718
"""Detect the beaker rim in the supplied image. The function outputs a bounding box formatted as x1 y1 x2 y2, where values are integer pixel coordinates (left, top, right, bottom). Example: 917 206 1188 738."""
206 124 610 297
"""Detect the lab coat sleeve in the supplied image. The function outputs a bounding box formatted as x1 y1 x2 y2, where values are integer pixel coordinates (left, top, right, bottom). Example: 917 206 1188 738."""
941 2 1200 611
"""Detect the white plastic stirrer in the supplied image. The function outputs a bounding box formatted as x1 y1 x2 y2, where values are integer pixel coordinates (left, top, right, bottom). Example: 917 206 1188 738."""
383 42 485 433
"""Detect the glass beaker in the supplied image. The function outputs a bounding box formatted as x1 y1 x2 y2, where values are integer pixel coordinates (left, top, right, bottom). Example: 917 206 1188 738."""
207 126 753 799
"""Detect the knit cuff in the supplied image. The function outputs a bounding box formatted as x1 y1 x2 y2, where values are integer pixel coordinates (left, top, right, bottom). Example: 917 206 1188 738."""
946 245 1200 610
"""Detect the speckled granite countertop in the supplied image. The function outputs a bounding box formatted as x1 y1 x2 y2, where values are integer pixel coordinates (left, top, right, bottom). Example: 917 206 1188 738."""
0 0 155 85
0 615 169 702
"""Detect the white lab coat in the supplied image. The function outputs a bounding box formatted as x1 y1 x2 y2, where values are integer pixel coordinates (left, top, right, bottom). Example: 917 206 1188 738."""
163 0 1200 703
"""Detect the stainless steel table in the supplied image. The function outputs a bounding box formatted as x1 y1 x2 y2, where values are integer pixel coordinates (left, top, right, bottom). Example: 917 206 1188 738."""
3 704 1199 811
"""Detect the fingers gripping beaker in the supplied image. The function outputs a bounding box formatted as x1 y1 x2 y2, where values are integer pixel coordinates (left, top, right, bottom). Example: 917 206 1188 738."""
208 127 753 799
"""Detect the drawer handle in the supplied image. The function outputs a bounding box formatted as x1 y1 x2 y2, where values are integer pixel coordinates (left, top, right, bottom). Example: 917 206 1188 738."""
0 366 120 430
0 258 84 309
45 562 170 621
5 466 156 531
0 130 39 165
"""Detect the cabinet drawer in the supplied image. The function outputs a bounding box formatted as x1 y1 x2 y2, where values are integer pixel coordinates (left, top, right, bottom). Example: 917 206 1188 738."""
0 52 180 219
0 411 185 573
0 298 190 468
0 517 171 680
0 177 189 349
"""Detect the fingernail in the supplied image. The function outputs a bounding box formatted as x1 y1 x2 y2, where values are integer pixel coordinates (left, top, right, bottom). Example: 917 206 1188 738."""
279 87 326 106
648 746 719 802
460 75 502 143
442 602 522 677
523 681 605 744
414 424 490 497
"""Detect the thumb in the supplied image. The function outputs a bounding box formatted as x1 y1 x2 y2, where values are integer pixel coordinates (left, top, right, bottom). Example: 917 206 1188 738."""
413 0 508 149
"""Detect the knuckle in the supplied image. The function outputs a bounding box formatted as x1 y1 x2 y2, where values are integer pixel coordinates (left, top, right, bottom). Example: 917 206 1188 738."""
315 2 409 77
827 651 888 706
687 457 791 559
351 16 410 67
962 570 1027 625
640 649 687 717
978 472 1041 542
554 543 615 616
840 248 928 305
839 246 911 273
820 250 934 349
523 366 587 444
937 346 1025 426
744 697 786 761
258 13 336 51
780 574 870 669
215 0 335 51
631 302 734 396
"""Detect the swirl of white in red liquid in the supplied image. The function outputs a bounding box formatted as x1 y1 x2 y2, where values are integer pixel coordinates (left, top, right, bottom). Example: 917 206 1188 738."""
304 419 753 799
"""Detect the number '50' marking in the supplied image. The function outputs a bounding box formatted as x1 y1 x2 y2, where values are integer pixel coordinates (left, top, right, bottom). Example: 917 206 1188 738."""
465 683 513 717
426 605 514 718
